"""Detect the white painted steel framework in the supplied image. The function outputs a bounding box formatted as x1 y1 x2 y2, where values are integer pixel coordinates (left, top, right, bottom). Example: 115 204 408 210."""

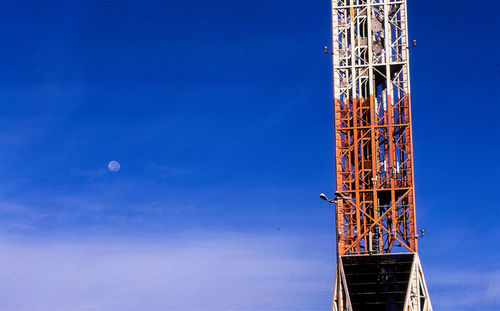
404 255 433 311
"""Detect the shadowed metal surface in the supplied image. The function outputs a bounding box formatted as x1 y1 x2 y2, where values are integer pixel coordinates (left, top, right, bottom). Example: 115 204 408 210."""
342 254 413 311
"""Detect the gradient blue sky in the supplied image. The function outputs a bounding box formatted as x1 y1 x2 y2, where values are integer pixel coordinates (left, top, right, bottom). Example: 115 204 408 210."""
0 0 499 310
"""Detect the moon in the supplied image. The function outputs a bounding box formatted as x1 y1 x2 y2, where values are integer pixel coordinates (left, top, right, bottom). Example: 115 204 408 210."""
107 160 121 172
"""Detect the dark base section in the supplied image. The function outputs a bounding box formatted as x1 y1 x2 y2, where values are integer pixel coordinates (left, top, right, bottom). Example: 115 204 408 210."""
341 253 414 311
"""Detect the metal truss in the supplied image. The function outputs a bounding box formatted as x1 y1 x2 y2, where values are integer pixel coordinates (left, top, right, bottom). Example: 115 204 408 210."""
405 255 433 311
331 0 416 257
329 1 433 310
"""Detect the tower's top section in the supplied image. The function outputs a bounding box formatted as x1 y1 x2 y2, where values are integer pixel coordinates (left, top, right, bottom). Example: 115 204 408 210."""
331 0 418 256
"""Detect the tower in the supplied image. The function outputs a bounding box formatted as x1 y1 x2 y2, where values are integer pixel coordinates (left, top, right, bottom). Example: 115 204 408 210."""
328 1 433 310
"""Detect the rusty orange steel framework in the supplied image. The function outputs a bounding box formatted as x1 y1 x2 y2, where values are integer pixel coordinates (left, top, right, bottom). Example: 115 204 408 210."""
331 0 417 256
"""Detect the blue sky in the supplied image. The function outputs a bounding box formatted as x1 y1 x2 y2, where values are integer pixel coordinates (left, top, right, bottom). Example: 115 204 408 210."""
0 0 499 310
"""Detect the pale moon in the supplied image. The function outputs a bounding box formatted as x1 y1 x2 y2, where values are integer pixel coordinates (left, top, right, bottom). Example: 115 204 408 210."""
107 161 121 172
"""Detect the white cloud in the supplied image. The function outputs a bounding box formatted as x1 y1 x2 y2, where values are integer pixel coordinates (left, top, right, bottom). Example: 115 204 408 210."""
426 267 500 311
0 233 333 311
1 233 497 311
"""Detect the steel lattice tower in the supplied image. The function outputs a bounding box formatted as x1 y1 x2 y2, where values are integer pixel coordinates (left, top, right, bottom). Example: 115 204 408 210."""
328 1 433 310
